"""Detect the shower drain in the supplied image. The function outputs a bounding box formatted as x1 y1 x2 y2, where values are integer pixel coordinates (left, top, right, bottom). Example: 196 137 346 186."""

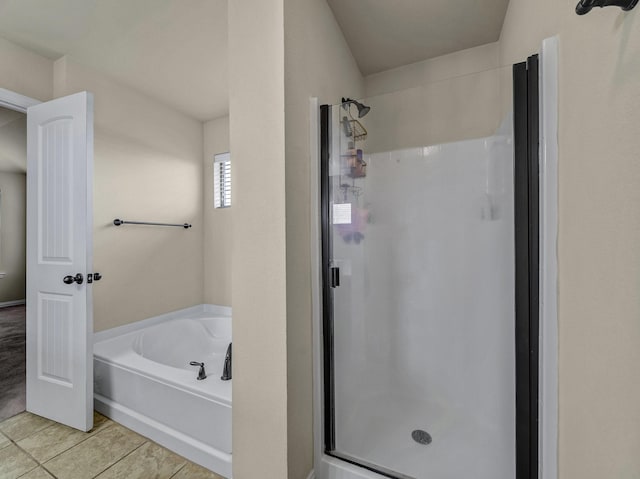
411 429 432 445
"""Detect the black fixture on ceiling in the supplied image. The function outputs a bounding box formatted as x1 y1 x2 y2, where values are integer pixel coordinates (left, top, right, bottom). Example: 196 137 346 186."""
575 0 638 15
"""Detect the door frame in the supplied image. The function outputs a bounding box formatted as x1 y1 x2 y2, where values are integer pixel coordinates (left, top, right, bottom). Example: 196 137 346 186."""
309 36 559 479
513 52 540 479
0 88 41 322
0 88 41 113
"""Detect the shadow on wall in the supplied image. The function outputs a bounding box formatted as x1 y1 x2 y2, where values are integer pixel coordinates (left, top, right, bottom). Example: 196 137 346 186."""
92 127 202 332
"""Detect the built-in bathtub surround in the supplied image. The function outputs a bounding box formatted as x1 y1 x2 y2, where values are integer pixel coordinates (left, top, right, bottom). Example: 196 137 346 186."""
93 305 232 479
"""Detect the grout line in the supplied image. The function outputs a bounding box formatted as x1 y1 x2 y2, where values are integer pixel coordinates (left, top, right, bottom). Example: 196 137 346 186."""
2 413 213 479
0 415 55 443
3 426 60 478
35 421 118 465
14 464 41 479
169 463 188 478
89 440 149 479
39 463 58 479
10 439 52 478
15 421 58 442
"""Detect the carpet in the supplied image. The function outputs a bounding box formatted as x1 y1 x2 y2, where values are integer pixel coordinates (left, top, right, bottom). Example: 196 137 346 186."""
0 305 26 421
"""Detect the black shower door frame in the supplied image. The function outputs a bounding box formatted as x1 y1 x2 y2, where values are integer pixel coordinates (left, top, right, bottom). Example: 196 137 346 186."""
513 54 540 479
320 54 540 479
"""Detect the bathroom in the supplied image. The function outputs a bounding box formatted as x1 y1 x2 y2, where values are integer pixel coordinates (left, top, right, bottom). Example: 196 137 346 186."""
1 0 640 479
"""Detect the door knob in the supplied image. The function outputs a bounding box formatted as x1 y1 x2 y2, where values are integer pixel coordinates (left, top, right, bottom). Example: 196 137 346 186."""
63 273 84 285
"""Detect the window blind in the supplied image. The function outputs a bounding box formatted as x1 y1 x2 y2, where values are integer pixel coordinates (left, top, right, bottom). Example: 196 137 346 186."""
214 152 231 208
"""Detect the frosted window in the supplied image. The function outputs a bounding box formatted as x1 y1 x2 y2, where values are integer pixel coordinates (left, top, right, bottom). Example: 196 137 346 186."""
214 152 231 208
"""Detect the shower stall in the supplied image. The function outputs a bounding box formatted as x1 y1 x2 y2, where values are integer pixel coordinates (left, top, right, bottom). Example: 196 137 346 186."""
318 56 541 479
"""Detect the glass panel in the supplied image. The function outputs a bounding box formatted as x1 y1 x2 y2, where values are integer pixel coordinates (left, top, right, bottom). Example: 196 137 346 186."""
327 88 515 478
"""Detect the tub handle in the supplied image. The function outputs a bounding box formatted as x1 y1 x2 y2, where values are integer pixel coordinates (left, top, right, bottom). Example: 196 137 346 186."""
189 361 207 380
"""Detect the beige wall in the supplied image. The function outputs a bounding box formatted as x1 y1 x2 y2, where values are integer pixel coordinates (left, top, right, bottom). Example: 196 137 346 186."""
362 42 505 153
0 172 26 303
498 0 559 66
203 116 231 306
284 0 364 476
0 37 206 331
500 2 640 477
229 0 288 477
54 56 204 332
0 36 52 101
227 0 364 475
365 42 500 97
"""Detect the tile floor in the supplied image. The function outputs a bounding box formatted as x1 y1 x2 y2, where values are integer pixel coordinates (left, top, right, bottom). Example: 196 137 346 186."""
0 411 224 479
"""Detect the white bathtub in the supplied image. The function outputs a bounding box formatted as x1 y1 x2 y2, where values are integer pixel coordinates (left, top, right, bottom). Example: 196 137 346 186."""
93 306 232 478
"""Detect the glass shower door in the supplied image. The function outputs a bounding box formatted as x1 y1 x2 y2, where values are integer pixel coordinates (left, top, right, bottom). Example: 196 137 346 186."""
322 98 516 479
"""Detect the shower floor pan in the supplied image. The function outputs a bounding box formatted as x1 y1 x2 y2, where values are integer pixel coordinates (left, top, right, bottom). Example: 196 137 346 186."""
333 392 514 479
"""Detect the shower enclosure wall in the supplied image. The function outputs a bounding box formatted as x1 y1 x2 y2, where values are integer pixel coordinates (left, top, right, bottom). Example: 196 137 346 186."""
319 56 540 479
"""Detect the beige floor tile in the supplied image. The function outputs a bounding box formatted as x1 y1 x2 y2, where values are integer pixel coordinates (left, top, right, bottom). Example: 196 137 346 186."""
0 443 38 478
0 431 10 449
0 413 54 442
95 441 186 479
171 462 225 479
17 466 55 479
17 416 114 463
43 423 146 479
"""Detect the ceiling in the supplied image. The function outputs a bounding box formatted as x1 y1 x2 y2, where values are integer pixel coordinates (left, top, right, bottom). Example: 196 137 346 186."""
0 1 509 120
0 0 228 121
327 0 510 75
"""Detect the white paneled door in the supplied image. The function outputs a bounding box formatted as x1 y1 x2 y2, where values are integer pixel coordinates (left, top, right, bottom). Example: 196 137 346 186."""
26 92 94 432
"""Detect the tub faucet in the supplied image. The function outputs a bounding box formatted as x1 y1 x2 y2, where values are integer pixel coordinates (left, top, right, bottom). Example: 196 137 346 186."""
221 343 232 381
189 361 207 380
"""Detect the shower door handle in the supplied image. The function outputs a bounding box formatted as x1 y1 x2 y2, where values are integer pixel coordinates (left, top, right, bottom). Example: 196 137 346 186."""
330 267 340 288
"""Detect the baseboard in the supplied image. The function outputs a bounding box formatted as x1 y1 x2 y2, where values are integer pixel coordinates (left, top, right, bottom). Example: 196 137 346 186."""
0 299 25 308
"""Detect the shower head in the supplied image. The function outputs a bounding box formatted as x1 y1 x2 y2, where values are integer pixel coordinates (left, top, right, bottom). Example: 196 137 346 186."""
356 103 371 118
342 97 371 118
575 0 638 14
